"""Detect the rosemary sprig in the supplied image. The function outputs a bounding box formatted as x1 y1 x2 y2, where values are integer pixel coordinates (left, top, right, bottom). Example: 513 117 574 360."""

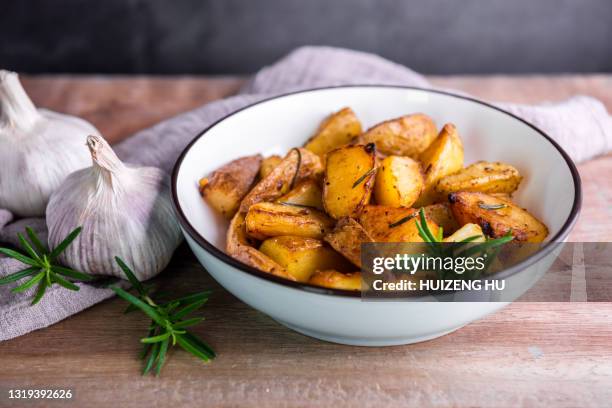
110 257 215 376
388 212 417 228
352 167 377 188
0 227 93 305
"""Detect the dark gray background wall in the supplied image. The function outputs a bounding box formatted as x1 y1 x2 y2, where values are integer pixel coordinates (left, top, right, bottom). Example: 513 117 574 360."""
1 0 611 75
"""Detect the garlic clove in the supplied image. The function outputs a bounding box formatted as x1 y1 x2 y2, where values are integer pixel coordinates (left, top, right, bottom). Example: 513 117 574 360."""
46 135 183 280
0 70 100 216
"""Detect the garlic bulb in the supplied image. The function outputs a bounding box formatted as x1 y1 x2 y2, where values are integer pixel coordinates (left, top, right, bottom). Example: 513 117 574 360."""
0 70 100 216
46 135 182 280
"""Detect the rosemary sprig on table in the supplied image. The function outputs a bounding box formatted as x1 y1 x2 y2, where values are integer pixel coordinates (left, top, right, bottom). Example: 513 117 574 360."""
0 227 93 304
110 257 215 376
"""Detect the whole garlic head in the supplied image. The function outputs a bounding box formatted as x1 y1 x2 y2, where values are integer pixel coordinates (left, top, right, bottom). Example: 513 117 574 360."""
0 70 100 216
46 135 182 280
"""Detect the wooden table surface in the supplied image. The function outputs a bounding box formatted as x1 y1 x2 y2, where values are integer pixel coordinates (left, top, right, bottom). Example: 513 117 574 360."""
1 75 611 408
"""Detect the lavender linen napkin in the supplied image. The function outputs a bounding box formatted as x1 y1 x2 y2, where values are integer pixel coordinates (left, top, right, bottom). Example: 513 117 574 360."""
1 46 611 341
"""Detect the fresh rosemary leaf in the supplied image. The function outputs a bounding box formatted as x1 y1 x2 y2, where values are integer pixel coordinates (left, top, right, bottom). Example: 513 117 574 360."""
18 233 41 262
155 339 170 376
0 248 38 267
182 332 216 358
139 325 156 359
141 331 172 344
26 227 47 255
12 272 45 293
164 291 212 306
0 266 39 284
53 266 93 281
478 202 507 210
52 274 80 291
351 167 376 188
459 235 486 243
173 317 205 329
143 341 161 376
49 226 82 260
31 279 49 305
110 286 165 326
114 256 146 296
175 334 213 362
416 208 439 243
171 299 208 321
388 213 417 228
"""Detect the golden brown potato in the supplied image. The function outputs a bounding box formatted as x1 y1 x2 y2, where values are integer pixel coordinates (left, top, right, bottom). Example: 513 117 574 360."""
422 203 460 236
374 155 424 207
259 155 283 179
323 144 377 219
240 148 323 213
358 113 437 158
442 223 486 243
358 205 440 242
226 212 294 280
308 270 362 291
259 236 351 282
276 179 323 210
245 202 334 240
415 123 464 206
448 192 549 242
200 154 262 219
304 107 362 159
435 161 522 196
324 217 374 267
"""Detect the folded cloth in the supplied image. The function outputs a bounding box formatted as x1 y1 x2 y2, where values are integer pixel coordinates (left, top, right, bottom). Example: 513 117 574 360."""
1 46 611 341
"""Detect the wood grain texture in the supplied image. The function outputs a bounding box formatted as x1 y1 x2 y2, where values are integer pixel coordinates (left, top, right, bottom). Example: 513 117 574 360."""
1 75 611 408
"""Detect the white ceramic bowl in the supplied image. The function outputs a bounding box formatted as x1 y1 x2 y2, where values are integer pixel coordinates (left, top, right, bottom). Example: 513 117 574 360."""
171 86 581 346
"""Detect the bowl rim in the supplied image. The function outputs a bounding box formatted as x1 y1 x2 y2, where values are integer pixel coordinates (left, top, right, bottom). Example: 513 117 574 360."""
171 85 582 298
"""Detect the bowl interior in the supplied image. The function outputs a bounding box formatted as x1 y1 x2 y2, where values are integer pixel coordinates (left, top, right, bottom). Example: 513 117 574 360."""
174 86 578 255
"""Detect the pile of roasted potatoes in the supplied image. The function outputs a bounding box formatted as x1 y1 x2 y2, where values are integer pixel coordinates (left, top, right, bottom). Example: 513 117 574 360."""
199 108 549 290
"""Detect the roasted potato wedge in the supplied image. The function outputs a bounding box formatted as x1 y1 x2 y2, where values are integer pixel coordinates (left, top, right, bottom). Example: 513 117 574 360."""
259 155 283 179
323 143 377 219
436 161 522 196
304 107 362 159
308 270 362 291
422 203 460 236
226 212 294 280
240 148 322 213
448 192 549 242
276 179 323 210
200 154 262 219
324 217 374 267
415 123 464 206
245 202 334 240
374 155 424 207
358 113 437 158
358 205 440 242
260 236 352 282
442 223 486 243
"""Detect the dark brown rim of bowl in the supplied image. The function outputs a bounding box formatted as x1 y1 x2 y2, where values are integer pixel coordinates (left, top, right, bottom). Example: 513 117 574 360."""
171 85 582 298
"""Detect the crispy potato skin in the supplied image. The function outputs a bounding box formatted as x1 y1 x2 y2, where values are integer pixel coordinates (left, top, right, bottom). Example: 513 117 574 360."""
276 179 323 210
200 154 262 219
259 155 283 179
358 205 440 242
308 270 362 291
415 123 464 206
442 223 486 243
422 203 460 236
436 161 523 196
358 113 437 158
240 148 322 213
245 202 334 240
323 144 376 219
448 192 549 242
259 236 351 282
226 212 294 280
374 156 424 207
324 217 374 267
304 107 362 158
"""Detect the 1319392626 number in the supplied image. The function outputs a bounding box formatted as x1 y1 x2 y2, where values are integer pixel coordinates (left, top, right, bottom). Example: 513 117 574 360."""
7 389 73 399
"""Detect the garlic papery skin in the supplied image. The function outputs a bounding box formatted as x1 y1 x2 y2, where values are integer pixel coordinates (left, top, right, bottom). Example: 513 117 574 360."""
46 135 182 280
0 70 100 216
